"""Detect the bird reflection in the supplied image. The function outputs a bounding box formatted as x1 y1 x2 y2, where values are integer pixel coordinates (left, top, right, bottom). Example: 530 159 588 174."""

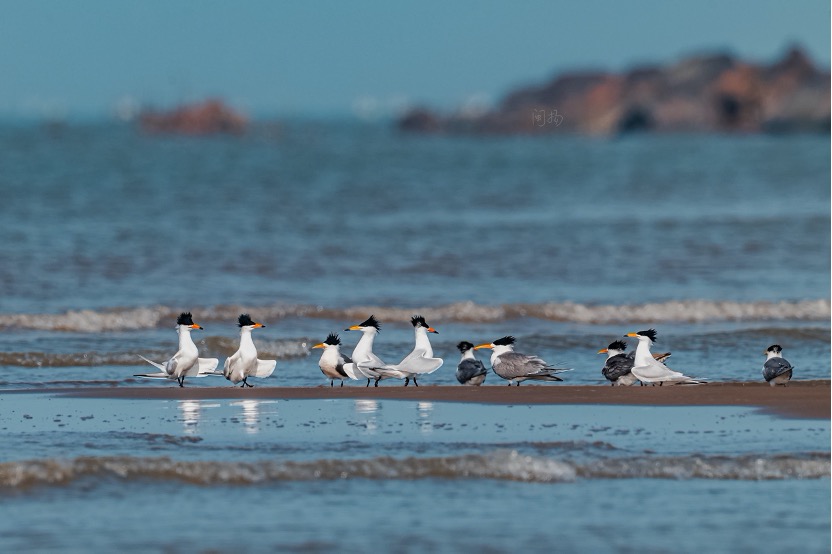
354 399 379 433
417 401 433 434
230 399 263 434
178 399 201 434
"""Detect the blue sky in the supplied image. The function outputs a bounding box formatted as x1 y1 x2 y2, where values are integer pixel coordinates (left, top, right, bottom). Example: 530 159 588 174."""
0 0 828 119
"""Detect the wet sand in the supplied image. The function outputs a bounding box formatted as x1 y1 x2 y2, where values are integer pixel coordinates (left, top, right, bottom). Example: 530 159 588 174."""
38 380 831 419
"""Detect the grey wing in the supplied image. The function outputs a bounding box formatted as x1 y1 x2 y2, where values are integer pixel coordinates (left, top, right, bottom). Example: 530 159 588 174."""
602 354 633 382
763 358 793 381
165 357 178 376
335 353 350 378
495 352 545 378
457 359 487 384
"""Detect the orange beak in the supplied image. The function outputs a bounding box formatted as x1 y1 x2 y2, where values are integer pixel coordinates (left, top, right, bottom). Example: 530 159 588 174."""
626 332 639 338
312 343 325 349
345 325 362 331
253 322 265 329
597 348 608 354
474 343 492 350
190 324 203 330
427 327 438 334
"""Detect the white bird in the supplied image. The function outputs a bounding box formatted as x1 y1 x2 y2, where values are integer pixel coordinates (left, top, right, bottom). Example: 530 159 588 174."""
475 336 570 386
762 344 794 386
626 329 704 385
598 339 671 386
343 315 390 387
218 314 276 387
378 315 443 386
135 312 218 387
456 341 488 386
312 333 352 387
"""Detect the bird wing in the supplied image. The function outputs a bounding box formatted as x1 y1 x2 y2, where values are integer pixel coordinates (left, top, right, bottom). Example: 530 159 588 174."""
404 355 444 375
602 354 633 381
632 357 702 383
390 348 444 375
341 362 363 380
184 357 216 377
222 354 236 379
198 358 219 372
355 352 386 377
763 358 793 381
254 359 277 378
457 359 487 383
334 355 350 378
198 358 222 376
494 352 544 378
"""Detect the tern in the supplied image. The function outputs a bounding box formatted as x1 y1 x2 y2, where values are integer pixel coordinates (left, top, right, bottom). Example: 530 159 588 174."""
598 340 671 386
625 329 704 385
343 315 389 387
455 341 488 386
762 344 793 386
378 315 443 386
218 314 276 387
135 312 218 387
474 336 570 386
312 333 352 387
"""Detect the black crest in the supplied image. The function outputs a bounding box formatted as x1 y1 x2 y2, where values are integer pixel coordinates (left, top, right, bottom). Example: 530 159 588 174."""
457 341 474 353
359 315 380 330
493 336 516 346
411 315 428 328
607 340 628 352
324 333 341 346
238 314 255 327
176 312 195 326
766 344 783 354
637 329 657 342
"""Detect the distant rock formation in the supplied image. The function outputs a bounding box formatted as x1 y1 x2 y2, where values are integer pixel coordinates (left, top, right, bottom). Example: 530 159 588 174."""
139 99 247 135
398 46 830 135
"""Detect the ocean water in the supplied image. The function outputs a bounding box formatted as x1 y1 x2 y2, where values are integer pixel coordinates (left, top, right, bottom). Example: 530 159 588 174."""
0 394 829 552
0 121 829 551
0 123 828 386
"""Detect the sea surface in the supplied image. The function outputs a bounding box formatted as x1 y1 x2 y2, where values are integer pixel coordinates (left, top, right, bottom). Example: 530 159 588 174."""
0 121 829 551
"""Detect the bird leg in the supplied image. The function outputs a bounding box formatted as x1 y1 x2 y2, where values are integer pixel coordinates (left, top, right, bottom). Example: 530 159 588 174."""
340 381 344 388
178 377 184 388
374 378 380 387
365 379 371 387
413 377 419 387
330 380 334 387
404 377 410 387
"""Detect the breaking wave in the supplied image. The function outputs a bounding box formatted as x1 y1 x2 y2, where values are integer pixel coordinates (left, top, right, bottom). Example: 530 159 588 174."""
0 338 309 367
0 299 828 332
0 451 827 490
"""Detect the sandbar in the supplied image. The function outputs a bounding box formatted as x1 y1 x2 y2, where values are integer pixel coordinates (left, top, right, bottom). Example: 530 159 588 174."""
24 380 831 419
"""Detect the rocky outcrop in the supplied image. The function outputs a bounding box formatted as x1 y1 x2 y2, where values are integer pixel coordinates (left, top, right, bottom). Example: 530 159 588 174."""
139 99 247 135
398 46 829 135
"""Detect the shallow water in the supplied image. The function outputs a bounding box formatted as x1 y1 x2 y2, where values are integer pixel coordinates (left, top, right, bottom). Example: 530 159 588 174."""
0 394 828 552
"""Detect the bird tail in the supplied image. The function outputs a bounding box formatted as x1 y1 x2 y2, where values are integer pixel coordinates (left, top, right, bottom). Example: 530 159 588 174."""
676 378 706 385
133 372 170 379
137 355 166 372
526 373 564 382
